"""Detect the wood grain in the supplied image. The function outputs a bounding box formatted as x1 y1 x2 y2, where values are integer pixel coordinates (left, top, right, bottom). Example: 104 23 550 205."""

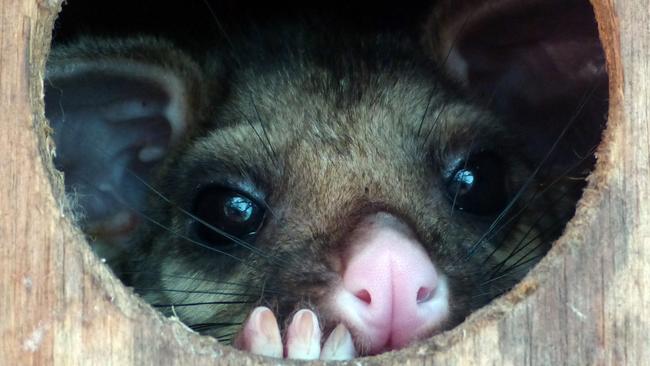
0 0 646 365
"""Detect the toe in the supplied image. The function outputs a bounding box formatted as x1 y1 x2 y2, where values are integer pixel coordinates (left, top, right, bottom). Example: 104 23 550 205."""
234 306 283 358
320 323 356 360
285 309 321 360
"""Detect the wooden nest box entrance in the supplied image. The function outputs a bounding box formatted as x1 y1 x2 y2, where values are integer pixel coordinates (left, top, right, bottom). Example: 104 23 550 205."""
1 0 648 364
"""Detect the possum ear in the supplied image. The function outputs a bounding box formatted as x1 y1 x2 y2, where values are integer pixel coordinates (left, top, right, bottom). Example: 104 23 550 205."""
424 0 608 167
45 37 206 257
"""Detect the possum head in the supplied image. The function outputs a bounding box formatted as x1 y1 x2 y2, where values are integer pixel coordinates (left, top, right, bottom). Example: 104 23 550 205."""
46 0 606 359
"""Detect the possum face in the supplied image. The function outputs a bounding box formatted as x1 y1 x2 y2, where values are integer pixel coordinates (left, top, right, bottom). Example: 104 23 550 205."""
137 40 548 354
46 0 607 359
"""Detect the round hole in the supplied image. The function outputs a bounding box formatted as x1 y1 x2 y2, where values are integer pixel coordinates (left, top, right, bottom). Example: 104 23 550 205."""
31 0 616 362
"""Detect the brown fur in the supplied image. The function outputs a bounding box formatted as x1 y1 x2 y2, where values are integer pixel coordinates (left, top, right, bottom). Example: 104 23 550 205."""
110 29 574 349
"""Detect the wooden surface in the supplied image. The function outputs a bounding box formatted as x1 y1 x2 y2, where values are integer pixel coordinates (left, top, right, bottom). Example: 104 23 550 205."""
0 0 647 365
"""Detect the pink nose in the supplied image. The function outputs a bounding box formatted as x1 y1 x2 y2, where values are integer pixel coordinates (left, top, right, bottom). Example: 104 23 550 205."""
332 213 449 354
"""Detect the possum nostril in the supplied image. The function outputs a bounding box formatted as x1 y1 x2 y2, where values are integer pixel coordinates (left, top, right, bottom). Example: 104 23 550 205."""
355 289 372 304
416 286 434 303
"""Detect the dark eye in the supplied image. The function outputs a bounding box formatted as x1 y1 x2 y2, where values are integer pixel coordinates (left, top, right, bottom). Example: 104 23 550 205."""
446 152 508 215
191 186 265 247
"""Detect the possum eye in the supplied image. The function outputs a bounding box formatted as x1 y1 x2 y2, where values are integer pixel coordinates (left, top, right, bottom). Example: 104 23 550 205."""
446 152 508 215
191 186 265 246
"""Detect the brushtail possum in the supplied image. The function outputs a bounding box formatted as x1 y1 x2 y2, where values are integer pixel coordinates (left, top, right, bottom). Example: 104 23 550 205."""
45 0 606 360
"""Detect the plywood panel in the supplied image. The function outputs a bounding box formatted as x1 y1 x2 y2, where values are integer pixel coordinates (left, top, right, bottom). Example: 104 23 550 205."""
0 0 646 365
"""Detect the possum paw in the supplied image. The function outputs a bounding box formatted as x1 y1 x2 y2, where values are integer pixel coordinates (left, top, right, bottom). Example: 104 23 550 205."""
234 307 283 358
234 306 356 360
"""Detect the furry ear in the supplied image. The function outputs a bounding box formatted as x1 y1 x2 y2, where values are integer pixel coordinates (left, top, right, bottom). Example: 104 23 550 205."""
45 37 206 258
424 0 608 171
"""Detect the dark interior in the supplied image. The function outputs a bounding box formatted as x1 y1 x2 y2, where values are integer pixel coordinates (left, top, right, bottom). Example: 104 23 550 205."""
53 0 434 49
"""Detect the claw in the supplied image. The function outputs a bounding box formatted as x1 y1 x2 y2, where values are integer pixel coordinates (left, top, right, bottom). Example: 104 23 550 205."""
234 307 357 360
286 309 321 360
234 306 282 358
321 323 356 360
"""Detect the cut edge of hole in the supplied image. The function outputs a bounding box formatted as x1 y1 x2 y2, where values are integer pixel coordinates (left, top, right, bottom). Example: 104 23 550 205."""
33 0 621 362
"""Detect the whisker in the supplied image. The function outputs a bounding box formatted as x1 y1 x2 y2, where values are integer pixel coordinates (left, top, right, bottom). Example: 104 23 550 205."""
470 287 512 300
416 1 476 140
487 206 573 278
479 253 546 287
480 183 574 267
416 87 436 138
126 172 297 270
491 234 554 280
90 145 296 273
215 333 238 343
73 161 304 280
434 5 476 73
199 0 239 66
115 197 250 264
118 271 287 296
96 191 298 284
132 288 261 298
477 143 597 266
487 216 569 282
58 141 265 260
461 83 600 262
240 107 281 171
420 98 448 149
73 174 257 267
250 95 281 171
190 322 243 331
152 300 258 308
450 135 477 215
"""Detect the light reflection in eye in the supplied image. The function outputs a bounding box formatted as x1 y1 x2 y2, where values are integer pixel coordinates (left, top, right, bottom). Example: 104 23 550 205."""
224 196 254 222
457 170 475 185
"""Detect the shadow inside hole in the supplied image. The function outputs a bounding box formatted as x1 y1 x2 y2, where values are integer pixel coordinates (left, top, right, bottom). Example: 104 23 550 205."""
45 0 609 359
